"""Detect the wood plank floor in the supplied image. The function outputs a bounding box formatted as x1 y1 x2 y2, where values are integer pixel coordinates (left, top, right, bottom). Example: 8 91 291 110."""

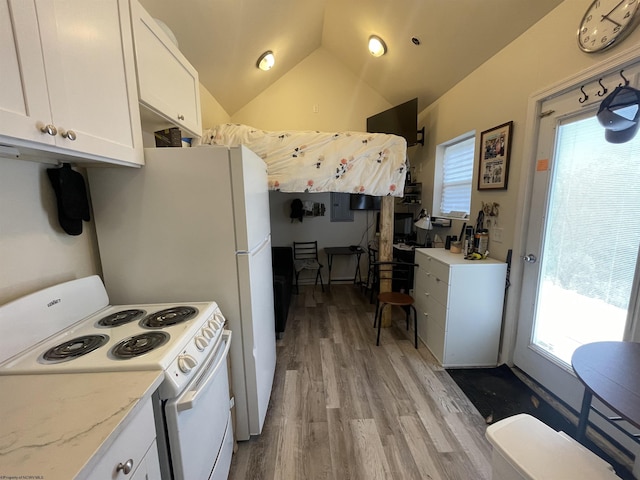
229 285 493 480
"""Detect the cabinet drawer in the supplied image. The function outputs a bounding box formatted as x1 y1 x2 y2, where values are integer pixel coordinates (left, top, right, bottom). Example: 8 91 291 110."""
426 297 447 331
416 252 449 283
426 272 449 306
422 254 450 284
89 396 156 479
425 318 446 364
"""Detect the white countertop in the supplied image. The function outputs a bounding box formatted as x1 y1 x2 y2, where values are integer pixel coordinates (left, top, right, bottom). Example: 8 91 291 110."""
415 247 506 265
0 370 163 480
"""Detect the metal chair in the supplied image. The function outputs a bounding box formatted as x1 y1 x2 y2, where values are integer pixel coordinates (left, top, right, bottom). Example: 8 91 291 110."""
293 241 324 293
365 246 378 299
372 261 419 348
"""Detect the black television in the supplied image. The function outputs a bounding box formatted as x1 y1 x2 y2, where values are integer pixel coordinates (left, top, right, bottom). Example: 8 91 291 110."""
349 194 381 210
367 98 421 146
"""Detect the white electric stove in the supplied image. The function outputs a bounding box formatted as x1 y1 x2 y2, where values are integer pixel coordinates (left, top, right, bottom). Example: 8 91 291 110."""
0 276 234 480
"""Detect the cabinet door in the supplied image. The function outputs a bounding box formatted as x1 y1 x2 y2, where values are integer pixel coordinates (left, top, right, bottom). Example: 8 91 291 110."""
36 0 143 165
0 1 54 145
132 0 202 137
88 397 156 479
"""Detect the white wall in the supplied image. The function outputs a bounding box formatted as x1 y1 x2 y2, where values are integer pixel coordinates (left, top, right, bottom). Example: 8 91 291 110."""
0 158 100 304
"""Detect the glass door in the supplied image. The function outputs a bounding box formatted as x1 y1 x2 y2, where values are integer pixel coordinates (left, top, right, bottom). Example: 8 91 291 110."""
514 69 640 411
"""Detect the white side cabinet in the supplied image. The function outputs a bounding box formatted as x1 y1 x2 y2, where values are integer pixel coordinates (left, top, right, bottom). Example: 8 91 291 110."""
131 0 202 138
414 248 507 367
0 0 143 166
87 396 161 480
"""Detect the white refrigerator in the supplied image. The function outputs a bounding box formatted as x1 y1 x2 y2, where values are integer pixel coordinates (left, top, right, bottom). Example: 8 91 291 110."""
87 145 276 441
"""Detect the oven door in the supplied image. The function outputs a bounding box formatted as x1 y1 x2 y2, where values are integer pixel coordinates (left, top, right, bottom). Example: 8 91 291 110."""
164 331 233 480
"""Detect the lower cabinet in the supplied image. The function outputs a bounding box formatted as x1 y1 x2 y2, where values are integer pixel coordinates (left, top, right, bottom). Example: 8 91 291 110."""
414 248 507 367
89 396 160 479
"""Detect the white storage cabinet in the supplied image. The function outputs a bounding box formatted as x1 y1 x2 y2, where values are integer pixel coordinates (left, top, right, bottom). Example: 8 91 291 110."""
131 0 202 138
0 0 143 166
414 248 507 367
86 396 161 480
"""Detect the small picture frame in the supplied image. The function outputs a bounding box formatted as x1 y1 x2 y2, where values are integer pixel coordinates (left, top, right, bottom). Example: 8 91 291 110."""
478 121 513 190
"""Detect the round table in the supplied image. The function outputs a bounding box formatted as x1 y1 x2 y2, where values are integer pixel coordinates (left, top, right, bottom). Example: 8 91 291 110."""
571 341 640 442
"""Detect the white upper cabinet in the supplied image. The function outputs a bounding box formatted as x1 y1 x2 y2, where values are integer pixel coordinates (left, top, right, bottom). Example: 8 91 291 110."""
0 0 143 166
131 0 202 138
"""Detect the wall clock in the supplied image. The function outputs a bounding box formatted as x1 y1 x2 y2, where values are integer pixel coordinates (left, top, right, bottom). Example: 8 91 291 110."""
578 0 640 53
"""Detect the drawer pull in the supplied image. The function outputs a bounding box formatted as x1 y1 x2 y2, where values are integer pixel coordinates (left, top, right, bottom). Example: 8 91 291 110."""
117 459 134 475
178 114 185 120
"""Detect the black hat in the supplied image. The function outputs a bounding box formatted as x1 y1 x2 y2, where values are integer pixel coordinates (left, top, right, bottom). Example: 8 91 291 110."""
597 85 640 144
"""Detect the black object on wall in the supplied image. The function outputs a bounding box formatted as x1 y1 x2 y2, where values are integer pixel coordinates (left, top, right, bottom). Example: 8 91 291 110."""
349 193 381 210
46 163 90 236
367 98 423 146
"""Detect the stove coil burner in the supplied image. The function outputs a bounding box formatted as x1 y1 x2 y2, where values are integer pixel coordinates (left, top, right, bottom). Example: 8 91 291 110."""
41 334 109 363
140 306 198 329
111 331 170 359
97 309 146 327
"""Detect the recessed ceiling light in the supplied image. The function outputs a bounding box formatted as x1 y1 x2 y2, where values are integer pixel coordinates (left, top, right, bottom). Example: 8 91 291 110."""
368 35 387 57
257 51 275 71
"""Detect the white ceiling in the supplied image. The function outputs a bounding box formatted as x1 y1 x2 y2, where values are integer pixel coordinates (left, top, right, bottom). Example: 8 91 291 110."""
139 0 565 116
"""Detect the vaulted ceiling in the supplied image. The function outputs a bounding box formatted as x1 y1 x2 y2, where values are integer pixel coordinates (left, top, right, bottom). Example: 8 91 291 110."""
139 0 565 116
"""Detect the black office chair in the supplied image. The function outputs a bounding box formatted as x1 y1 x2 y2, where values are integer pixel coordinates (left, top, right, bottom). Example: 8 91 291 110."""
293 241 324 293
372 261 419 348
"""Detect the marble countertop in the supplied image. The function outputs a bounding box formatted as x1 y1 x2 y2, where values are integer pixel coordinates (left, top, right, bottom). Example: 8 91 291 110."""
0 370 163 480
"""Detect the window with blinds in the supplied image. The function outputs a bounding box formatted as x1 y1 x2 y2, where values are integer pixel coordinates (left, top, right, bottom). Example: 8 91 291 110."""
439 136 475 215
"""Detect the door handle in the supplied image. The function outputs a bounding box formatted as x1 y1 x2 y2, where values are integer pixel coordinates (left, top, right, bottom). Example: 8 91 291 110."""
522 253 537 263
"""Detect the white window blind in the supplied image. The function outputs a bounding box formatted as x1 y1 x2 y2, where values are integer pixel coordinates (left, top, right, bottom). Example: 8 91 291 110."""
440 136 474 214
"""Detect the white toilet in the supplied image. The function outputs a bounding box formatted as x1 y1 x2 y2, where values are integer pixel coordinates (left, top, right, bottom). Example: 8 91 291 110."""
485 414 621 479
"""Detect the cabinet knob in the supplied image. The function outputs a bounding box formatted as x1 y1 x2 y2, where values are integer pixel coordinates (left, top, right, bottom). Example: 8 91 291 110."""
116 458 134 474
40 124 57 136
61 130 77 141
177 114 185 120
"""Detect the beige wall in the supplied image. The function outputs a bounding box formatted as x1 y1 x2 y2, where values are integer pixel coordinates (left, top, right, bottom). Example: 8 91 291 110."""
199 82 230 129
231 47 391 132
415 0 640 363
0 158 100 304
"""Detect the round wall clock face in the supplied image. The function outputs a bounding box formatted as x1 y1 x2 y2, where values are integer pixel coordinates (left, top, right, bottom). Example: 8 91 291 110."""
578 0 640 53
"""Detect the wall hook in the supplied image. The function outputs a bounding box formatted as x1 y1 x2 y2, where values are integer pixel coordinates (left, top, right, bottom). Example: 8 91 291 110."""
596 78 608 97
578 85 589 104
619 69 630 87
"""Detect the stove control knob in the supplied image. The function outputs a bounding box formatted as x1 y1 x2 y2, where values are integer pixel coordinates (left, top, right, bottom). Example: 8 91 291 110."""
194 335 208 351
202 326 215 340
178 354 197 373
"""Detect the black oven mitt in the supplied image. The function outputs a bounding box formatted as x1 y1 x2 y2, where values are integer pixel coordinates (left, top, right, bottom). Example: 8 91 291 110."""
47 163 90 236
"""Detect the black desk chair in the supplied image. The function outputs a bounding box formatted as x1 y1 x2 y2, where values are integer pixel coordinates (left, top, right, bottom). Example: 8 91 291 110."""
293 241 324 293
372 261 419 348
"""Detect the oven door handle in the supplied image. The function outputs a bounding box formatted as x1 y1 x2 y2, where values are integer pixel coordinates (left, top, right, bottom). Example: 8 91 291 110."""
177 330 232 412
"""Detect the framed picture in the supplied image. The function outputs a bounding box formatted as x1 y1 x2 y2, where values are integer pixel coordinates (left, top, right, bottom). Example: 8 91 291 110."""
478 121 513 190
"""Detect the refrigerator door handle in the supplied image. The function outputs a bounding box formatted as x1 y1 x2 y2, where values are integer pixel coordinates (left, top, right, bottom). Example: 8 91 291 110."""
237 234 270 255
